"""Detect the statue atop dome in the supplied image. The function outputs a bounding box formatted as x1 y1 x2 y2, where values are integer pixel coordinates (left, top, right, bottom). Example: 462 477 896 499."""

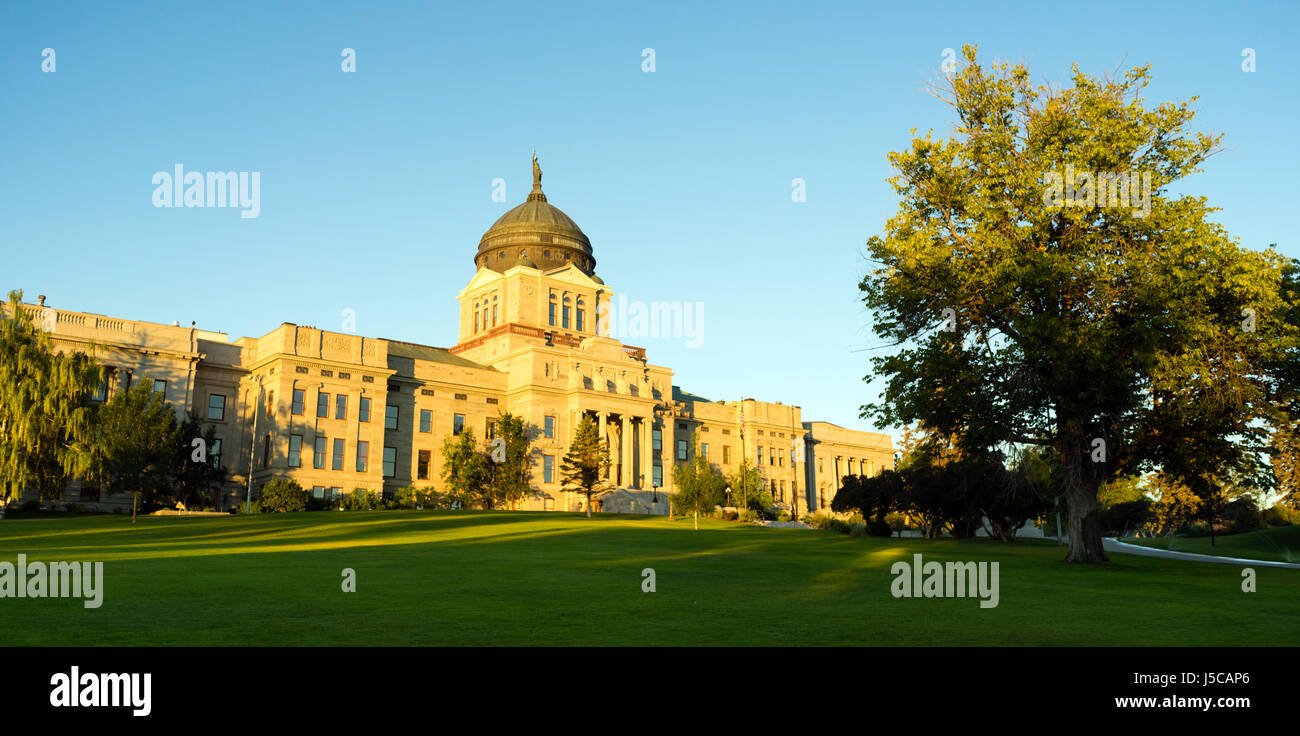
532 150 542 191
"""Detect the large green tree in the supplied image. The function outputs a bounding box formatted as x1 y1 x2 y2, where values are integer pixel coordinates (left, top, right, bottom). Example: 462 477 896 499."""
560 414 610 517
726 459 771 518
0 290 103 515
441 429 489 509
484 412 534 510
93 381 181 520
672 437 727 530
861 47 1300 562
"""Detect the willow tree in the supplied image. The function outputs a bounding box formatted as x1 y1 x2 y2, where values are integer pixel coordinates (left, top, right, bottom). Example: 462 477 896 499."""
860 47 1300 563
0 290 103 515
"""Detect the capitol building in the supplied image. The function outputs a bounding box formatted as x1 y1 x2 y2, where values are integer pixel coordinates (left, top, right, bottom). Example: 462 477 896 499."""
20 159 894 515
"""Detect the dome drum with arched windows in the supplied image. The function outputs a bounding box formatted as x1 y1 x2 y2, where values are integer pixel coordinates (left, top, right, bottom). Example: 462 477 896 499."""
475 155 596 275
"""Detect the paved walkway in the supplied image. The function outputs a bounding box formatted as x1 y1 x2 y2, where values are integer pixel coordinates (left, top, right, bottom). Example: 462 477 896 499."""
1099 537 1300 570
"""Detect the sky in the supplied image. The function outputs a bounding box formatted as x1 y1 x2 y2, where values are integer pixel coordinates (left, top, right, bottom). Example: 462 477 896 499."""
1 0 1296 442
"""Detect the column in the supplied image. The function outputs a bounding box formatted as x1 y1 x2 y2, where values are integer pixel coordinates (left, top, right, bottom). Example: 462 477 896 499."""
621 414 633 488
598 412 608 480
641 417 653 491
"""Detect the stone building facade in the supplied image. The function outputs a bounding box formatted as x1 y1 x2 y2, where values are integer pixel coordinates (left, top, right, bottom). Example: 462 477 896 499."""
11 161 893 514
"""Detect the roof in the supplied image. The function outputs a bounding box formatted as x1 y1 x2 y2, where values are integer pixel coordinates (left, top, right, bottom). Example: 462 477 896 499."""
672 385 713 404
386 340 496 370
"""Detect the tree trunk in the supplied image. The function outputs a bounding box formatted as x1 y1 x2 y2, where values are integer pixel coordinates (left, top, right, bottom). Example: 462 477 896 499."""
132 492 138 524
586 494 591 518
1063 474 1108 563
694 511 698 530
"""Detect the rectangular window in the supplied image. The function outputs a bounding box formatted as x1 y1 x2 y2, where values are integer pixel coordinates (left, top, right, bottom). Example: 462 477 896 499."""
208 393 226 420
418 450 431 480
576 309 585 332
210 439 222 469
383 447 396 478
313 436 327 468
288 434 303 468
770 447 776 465
292 389 305 415
333 438 345 470
562 305 570 329
336 394 348 419
91 379 108 403
722 446 731 464
548 303 556 326
757 448 763 466
544 416 555 439
262 433 270 466
701 443 709 460
653 429 662 451
420 410 432 433
818 458 823 472
359 397 370 422
153 379 166 397
676 439 687 461
385 404 399 430
543 454 554 483
453 414 465 436
653 465 663 487
486 418 497 440
317 392 330 418
356 441 369 472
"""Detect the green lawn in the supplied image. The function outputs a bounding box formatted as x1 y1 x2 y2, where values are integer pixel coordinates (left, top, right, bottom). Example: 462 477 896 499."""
1126 525 1300 564
0 511 1295 646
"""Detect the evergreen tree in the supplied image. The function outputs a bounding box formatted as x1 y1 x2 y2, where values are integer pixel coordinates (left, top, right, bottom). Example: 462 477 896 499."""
174 411 228 509
560 414 610 517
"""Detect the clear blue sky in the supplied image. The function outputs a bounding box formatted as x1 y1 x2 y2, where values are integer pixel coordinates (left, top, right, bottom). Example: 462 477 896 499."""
2 0 1296 440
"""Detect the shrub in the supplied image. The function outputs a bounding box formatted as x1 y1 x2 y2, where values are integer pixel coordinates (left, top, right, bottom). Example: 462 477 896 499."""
343 488 380 511
1263 505 1300 527
776 510 792 522
1182 522 1212 537
849 523 868 537
867 518 893 537
1230 510 1264 534
802 510 835 529
885 512 908 536
738 508 758 523
826 518 851 535
259 479 307 513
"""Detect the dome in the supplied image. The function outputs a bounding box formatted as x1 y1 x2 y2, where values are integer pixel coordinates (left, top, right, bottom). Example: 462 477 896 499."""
475 155 596 275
